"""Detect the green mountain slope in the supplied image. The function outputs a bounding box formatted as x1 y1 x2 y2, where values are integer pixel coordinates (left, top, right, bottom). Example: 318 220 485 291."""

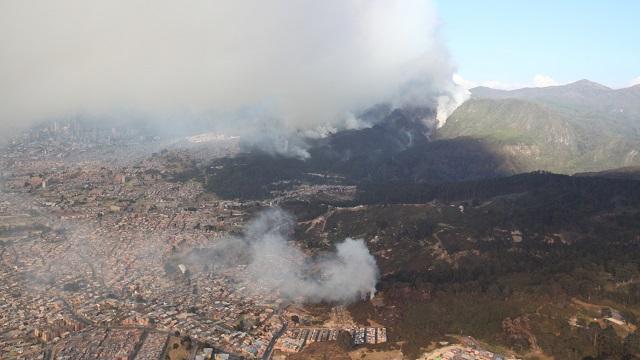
438 80 640 173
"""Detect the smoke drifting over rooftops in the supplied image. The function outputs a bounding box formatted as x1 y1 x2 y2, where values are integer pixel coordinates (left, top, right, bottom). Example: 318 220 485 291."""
242 208 379 303
0 0 465 154
187 208 379 304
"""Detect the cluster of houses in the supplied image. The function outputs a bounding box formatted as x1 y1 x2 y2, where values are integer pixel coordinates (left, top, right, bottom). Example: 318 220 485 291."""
275 326 387 354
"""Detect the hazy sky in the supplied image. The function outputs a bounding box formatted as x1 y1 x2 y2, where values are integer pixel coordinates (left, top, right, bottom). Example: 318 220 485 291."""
2 0 637 141
0 0 462 147
435 0 640 89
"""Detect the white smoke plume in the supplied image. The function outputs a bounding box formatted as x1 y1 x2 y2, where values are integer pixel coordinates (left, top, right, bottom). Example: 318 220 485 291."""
0 0 464 155
199 208 379 303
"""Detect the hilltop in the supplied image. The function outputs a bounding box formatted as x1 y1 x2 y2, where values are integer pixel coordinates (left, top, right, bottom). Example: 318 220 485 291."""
439 80 640 173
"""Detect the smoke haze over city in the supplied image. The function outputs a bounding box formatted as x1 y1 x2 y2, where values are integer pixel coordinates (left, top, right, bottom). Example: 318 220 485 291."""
0 0 465 155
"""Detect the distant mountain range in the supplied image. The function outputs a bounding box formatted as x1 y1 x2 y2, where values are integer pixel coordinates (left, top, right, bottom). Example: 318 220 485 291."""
439 80 640 173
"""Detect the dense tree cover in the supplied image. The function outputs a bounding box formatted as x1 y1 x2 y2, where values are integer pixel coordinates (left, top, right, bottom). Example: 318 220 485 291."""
202 137 513 201
368 235 640 359
204 154 313 199
335 190 640 359
356 172 640 208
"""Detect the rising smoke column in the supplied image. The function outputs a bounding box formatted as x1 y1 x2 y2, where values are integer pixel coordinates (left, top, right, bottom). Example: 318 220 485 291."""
0 0 466 152
202 208 379 304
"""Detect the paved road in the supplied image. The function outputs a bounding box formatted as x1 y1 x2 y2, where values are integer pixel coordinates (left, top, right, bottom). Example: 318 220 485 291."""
262 322 288 360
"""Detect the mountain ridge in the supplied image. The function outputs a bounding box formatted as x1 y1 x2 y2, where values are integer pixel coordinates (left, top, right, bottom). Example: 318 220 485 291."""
439 79 640 174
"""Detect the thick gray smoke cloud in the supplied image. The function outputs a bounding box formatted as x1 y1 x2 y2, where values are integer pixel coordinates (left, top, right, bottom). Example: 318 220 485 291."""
202 208 379 303
0 0 465 153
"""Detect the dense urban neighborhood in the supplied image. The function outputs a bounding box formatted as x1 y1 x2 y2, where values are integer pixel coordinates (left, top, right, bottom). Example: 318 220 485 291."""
0 122 395 359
